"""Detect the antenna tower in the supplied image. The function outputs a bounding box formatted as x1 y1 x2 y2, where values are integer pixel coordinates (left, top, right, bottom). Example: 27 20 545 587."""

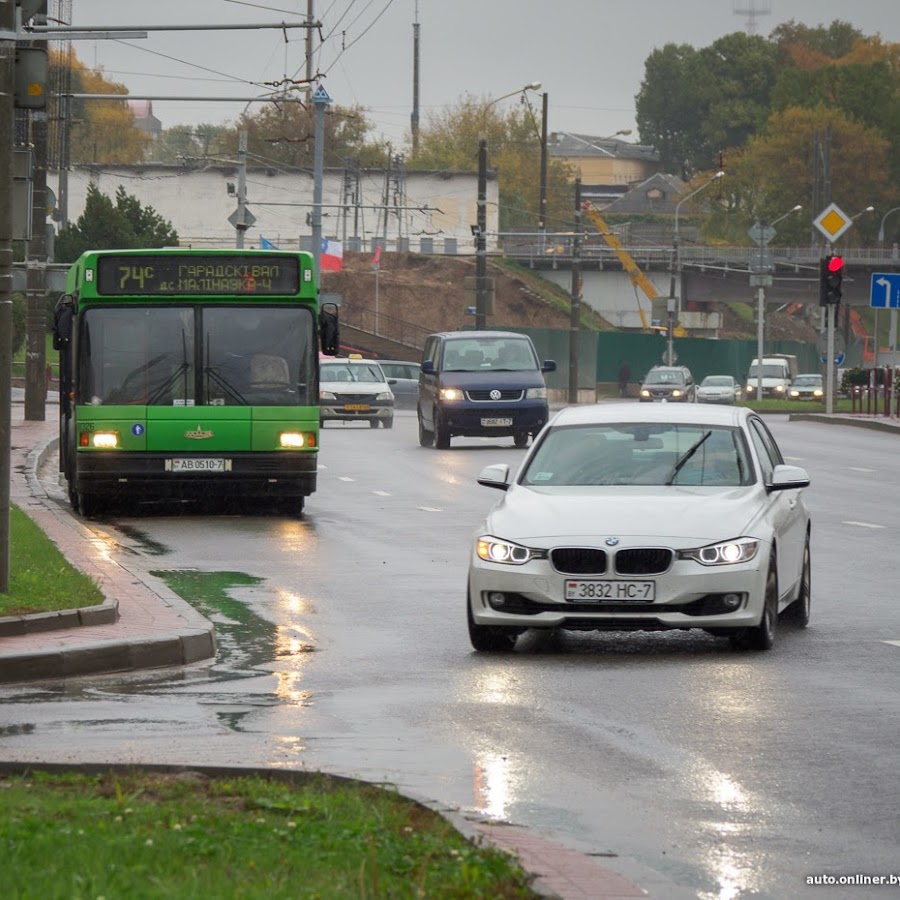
732 0 771 34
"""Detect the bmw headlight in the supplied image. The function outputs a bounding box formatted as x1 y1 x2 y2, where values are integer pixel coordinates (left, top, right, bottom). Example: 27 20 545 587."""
679 537 759 566
440 387 464 401
476 536 538 565
526 387 547 399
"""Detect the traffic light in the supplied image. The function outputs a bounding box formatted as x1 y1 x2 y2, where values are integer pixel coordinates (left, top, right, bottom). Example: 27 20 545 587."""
819 254 844 306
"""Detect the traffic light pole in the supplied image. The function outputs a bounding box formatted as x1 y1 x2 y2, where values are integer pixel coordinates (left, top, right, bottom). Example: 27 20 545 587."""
825 302 836 414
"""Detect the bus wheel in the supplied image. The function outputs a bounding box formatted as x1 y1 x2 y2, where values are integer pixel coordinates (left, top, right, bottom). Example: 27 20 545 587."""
76 492 101 519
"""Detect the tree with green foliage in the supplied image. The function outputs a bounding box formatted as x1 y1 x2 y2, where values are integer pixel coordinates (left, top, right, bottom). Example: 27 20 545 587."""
707 105 891 246
54 185 179 263
145 123 232 164
410 94 573 233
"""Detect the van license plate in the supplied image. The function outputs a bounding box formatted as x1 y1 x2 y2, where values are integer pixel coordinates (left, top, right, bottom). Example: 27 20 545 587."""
565 580 655 601
481 417 512 427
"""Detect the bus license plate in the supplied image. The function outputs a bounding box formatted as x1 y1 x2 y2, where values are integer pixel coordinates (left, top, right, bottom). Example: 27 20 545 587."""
481 417 512 427
168 458 228 472
565 580 655 601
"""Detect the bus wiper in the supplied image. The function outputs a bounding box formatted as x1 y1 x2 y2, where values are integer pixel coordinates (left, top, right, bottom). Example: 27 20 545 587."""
666 430 712 485
147 362 190 405
204 366 249 405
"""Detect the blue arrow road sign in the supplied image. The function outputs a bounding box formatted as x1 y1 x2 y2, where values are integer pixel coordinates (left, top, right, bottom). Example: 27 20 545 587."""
870 272 900 308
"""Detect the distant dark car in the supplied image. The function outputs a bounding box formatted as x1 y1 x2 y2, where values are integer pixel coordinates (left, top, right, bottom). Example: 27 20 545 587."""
377 360 420 409
639 366 697 403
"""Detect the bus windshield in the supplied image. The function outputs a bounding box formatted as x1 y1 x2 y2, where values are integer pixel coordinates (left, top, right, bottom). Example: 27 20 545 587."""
78 305 316 407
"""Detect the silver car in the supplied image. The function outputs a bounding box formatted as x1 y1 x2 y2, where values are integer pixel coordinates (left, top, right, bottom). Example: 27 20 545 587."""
697 375 742 405
468 404 811 652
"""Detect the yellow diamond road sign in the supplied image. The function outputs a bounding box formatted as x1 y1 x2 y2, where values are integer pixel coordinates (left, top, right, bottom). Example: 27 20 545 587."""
813 203 852 242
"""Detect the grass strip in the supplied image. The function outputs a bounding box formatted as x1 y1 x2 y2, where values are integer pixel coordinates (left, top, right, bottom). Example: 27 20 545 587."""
0 768 538 899
0 504 104 617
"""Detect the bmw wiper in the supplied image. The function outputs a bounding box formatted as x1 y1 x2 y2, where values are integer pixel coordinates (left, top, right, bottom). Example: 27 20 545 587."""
666 430 712 485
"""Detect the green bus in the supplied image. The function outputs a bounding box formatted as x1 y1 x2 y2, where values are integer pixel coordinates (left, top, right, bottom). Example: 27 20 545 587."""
52 248 339 517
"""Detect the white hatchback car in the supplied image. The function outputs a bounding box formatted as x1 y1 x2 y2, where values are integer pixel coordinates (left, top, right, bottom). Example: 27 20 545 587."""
468 404 811 652
697 375 742 405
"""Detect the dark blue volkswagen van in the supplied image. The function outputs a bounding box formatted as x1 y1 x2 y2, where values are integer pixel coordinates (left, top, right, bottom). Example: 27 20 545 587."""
417 331 556 449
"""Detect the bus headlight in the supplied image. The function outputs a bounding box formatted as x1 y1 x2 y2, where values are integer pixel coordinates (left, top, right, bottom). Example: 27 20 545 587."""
280 431 310 448
90 431 119 449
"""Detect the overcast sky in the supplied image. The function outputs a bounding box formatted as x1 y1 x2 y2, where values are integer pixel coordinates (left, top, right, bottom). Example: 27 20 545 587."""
71 0 899 149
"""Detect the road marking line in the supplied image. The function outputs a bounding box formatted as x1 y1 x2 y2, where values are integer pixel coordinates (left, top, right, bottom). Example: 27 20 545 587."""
842 520 884 529
419 506 443 512
373 490 390 496
848 467 876 473
883 641 900 648
338 476 354 482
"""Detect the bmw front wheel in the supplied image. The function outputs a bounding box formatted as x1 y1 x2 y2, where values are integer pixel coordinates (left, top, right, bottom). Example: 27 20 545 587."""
467 592 518 652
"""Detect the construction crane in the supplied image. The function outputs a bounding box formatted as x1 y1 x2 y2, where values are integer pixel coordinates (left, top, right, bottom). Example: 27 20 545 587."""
581 202 686 336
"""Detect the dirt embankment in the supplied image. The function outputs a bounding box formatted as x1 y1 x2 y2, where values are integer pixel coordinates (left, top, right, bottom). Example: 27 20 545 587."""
323 251 819 344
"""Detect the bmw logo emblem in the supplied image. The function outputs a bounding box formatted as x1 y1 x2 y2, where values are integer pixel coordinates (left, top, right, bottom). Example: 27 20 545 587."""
490 389 502 400
605 537 619 546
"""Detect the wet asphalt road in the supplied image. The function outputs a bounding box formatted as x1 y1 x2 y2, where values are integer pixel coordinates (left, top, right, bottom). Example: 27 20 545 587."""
2 410 900 899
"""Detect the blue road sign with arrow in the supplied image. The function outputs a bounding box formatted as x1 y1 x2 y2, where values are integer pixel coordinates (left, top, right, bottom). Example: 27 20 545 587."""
870 272 900 309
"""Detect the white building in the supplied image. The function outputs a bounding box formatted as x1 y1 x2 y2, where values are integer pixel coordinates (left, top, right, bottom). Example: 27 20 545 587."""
54 164 499 255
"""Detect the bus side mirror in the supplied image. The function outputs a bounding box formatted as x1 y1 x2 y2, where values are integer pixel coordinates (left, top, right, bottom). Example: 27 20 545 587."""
53 295 74 349
319 302 339 356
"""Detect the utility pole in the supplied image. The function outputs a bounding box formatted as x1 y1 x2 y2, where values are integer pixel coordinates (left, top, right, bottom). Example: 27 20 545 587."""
235 131 247 248
410 2 420 155
1 0 16 592
311 83 331 284
568 178 582 404
538 91 548 237
305 0 314 84
25 0 49 422
475 137 488 330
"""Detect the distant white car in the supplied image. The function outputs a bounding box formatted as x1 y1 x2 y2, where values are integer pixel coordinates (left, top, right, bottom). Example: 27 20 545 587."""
319 356 395 428
467 404 811 653
697 375 742 405
789 374 824 400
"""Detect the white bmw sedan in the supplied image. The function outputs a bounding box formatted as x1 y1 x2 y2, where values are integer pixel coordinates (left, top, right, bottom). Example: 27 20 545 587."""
468 404 811 652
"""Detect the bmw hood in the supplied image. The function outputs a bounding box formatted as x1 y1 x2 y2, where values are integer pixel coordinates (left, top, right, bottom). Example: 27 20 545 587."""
483 485 765 547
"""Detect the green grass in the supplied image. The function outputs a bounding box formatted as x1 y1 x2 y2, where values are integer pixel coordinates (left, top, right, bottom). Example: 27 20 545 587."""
0 768 538 899
0 504 104 617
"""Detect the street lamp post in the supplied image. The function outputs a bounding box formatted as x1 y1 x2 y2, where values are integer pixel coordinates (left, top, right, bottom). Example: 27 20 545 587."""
750 204 802 401
878 206 900 246
666 171 724 365
475 81 541 330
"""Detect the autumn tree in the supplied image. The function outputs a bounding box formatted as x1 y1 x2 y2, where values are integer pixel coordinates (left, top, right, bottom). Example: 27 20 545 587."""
49 49 150 164
410 94 573 233
145 123 232 164
55 185 179 263
708 105 892 246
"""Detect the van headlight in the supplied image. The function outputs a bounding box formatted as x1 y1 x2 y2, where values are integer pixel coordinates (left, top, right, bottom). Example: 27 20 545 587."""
526 387 546 399
440 387 464 401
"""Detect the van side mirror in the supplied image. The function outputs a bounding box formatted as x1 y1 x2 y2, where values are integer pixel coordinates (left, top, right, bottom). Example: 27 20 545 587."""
541 359 556 373
421 359 435 375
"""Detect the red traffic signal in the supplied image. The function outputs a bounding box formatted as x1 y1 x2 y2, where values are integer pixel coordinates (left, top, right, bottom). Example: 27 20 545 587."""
819 254 844 306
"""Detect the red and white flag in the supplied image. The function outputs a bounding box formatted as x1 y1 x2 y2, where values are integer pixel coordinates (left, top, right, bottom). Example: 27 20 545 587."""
320 239 343 272
371 244 382 271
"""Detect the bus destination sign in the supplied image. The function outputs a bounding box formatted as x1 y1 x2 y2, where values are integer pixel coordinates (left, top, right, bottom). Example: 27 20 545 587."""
96 254 301 296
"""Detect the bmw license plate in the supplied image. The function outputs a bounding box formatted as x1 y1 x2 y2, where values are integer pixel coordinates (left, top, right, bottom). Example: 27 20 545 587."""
167 458 229 472
565 580 655 601
481 417 513 427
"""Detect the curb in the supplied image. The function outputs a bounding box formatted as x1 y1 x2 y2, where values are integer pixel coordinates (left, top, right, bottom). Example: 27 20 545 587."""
789 412 900 434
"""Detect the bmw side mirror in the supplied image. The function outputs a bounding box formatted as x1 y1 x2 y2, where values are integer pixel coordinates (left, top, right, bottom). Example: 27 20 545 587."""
768 464 810 492
477 463 511 491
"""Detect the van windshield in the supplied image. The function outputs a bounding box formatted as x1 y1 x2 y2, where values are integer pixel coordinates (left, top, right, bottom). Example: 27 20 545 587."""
748 364 787 378
442 338 537 372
